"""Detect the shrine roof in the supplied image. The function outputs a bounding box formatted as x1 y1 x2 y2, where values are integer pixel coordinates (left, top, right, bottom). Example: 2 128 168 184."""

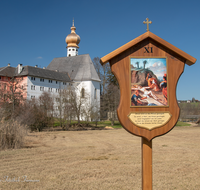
100 31 196 66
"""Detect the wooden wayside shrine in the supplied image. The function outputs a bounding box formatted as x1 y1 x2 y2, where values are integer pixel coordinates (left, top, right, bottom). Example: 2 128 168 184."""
100 27 196 189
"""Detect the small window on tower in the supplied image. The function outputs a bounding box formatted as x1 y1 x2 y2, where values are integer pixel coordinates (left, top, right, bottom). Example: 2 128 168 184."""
72 49 75 51
69 49 71 51
69 54 71 56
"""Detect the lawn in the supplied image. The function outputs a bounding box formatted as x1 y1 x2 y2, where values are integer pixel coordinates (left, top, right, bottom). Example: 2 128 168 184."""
0 126 200 189
54 120 191 129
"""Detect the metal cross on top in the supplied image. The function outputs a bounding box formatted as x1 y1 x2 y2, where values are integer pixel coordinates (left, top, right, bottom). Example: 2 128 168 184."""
143 18 152 31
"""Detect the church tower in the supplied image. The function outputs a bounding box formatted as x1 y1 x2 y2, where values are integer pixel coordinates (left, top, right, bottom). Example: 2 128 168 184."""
65 20 80 57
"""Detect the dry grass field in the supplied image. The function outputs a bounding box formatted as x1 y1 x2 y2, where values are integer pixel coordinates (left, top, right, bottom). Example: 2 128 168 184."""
1 125 200 190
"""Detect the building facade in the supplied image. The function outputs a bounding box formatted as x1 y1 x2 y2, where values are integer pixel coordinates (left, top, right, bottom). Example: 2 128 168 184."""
0 21 100 121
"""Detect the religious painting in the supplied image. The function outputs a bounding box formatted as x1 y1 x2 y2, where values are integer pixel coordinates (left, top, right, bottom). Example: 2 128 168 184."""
130 57 168 107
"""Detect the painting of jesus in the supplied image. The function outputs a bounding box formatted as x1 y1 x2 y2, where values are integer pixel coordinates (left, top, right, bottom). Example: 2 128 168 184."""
130 58 168 107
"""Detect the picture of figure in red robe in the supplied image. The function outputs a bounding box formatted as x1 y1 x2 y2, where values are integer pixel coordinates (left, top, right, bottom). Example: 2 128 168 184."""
160 74 167 105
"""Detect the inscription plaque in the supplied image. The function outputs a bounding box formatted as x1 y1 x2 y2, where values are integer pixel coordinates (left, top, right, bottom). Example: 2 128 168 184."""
128 112 172 130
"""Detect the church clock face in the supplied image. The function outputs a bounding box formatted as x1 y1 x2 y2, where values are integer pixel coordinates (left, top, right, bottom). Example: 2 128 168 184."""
130 57 168 107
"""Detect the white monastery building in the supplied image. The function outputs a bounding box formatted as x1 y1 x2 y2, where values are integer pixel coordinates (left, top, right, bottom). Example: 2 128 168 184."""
0 21 101 119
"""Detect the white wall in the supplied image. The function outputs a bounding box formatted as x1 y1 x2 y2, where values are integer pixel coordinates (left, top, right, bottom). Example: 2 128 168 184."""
26 76 70 100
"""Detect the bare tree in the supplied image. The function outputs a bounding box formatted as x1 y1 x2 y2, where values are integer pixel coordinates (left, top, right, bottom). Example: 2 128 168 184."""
104 83 120 126
0 77 26 120
55 87 74 130
19 92 54 132
93 57 110 95
67 84 91 124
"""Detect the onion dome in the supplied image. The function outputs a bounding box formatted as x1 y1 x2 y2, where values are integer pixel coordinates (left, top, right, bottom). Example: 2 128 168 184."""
65 20 80 48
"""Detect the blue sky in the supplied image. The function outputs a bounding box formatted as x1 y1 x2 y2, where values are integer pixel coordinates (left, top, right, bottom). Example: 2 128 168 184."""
131 58 167 80
0 0 199 100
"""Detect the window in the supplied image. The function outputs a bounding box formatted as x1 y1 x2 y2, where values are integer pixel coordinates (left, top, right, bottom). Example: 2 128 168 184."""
0 76 1 80
4 84 6 90
63 98 67 102
56 81 58 84
4 94 7 100
81 88 85 98
94 88 97 99
0 84 1 90
31 77 35 81
40 87 44 91
48 88 52 92
40 78 44 82
72 49 75 51
56 98 60 102
63 82 66 85
31 96 35 99
69 49 71 51
49 80 52 83
31 85 35 90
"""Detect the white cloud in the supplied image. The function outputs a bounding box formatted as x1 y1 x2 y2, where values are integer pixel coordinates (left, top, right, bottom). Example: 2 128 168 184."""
36 56 43 59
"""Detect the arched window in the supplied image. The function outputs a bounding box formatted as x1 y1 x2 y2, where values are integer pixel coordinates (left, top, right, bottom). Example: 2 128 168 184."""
81 88 85 98
94 88 97 99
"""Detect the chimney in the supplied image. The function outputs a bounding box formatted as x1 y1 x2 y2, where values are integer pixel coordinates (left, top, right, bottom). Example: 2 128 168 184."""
43 67 46 69
35 65 38 68
8 63 10 67
18 64 23 74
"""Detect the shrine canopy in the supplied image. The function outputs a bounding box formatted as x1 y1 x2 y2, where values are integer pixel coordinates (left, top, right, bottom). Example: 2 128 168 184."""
100 31 196 66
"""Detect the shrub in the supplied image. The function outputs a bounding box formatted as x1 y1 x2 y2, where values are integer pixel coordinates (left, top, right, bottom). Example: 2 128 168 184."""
0 119 27 150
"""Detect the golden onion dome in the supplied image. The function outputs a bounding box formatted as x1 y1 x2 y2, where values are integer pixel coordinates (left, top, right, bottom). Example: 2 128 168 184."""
65 20 80 48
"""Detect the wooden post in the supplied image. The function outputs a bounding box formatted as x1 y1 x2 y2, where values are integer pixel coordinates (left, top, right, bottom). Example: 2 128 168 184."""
142 137 152 190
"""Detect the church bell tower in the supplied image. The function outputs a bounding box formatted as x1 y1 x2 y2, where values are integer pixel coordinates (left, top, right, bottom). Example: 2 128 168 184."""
65 20 81 57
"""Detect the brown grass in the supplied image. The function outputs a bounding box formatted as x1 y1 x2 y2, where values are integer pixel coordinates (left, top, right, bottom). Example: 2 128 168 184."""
0 126 200 189
0 120 27 150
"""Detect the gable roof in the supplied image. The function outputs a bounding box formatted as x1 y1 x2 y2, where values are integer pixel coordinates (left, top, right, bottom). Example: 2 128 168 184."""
0 66 71 82
47 54 101 82
0 66 16 77
18 66 71 82
100 31 196 66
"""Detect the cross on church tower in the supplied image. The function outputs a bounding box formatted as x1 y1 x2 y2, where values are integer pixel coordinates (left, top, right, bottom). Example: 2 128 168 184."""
143 18 152 31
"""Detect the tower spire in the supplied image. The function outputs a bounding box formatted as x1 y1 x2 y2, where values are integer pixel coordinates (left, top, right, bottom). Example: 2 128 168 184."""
65 20 81 57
